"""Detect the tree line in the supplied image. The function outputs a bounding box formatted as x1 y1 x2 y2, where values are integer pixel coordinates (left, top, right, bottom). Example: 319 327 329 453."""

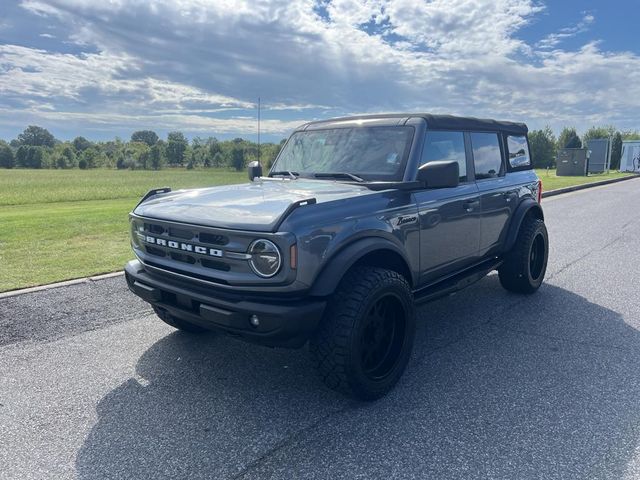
0 126 286 171
529 126 640 170
1 124 639 171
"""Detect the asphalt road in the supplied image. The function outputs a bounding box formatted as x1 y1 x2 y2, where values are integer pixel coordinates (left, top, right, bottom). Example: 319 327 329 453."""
2 178 640 480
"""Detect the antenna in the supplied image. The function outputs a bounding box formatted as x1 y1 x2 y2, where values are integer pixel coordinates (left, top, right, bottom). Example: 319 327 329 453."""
257 97 261 165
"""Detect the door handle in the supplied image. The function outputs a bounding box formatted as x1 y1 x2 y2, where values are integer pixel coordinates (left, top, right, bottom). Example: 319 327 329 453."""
463 200 480 212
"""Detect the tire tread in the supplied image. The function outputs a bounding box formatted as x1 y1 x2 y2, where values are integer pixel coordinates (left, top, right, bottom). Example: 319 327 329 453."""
498 216 548 294
309 266 414 399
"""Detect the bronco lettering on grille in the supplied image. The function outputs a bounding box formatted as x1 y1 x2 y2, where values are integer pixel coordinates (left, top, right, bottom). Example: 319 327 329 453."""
143 235 223 257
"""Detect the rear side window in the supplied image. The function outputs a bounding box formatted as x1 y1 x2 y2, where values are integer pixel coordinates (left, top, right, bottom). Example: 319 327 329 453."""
420 131 467 182
506 135 531 168
470 132 502 179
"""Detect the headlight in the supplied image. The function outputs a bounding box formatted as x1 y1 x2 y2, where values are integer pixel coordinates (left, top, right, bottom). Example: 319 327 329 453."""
248 239 281 278
130 219 144 248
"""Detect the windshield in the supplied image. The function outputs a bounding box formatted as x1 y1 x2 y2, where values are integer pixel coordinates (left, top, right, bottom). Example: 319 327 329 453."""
271 126 414 181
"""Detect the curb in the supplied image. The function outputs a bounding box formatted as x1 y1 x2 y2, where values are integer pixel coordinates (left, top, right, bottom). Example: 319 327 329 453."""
542 173 640 198
0 271 124 299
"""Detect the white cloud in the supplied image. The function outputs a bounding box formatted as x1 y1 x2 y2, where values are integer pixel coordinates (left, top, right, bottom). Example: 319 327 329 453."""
537 12 595 49
2 0 639 139
0 106 303 134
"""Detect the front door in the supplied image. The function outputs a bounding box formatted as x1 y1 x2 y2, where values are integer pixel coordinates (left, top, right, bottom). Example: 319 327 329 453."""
414 130 481 285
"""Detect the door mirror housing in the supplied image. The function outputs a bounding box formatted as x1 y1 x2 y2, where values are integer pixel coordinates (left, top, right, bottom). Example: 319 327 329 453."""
248 161 263 181
417 160 459 189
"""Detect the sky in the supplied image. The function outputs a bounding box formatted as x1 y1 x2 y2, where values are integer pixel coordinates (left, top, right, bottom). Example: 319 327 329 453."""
0 0 638 142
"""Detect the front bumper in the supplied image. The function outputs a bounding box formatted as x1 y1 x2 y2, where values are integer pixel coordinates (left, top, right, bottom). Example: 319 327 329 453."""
125 260 326 348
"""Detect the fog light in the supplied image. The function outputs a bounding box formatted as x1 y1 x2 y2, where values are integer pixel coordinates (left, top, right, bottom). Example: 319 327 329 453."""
250 314 260 327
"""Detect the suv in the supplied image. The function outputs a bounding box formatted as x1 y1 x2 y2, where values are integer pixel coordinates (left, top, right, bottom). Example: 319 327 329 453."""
125 114 548 400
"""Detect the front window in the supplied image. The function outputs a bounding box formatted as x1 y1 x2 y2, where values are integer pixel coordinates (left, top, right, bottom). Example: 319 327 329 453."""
420 130 468 182
272 126 414 181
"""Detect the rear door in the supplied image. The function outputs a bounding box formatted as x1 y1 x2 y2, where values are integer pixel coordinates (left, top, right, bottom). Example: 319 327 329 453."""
470 132 517 256
414 130 481 284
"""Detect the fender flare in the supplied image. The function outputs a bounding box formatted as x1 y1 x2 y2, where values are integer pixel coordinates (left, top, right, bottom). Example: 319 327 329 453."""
503 199 544 253
309 237 413 297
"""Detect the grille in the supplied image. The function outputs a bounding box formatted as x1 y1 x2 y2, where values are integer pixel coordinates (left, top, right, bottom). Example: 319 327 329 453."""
135 219 244 279
199 232 228 246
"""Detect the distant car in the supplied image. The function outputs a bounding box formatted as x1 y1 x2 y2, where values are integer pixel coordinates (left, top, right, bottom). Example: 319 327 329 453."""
125 113 548 400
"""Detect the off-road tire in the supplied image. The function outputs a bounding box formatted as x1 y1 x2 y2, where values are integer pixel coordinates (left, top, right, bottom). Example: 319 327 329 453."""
309 266 416 401
498 216 548 294
153 306 209 333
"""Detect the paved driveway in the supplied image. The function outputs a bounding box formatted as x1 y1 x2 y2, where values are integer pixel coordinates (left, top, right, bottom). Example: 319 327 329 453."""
1 178 640 479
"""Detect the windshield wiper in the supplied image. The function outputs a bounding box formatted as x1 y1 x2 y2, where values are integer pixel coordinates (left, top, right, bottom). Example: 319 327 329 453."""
269 171 299 179
314 172 365 183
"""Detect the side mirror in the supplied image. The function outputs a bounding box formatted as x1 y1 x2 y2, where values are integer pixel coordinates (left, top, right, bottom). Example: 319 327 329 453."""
248 161 263 181
417 160 459 188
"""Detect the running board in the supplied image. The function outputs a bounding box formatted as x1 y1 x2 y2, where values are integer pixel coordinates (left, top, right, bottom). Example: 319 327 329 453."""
413 257 503 305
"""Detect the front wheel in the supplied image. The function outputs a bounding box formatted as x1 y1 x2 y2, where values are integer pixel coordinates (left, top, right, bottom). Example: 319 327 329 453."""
498 216 549 294
309 267 416 401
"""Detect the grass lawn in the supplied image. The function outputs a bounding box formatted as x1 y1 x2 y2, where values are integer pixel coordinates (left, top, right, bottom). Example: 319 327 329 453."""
0 169 245 292
0 168 245 205
535 169 634 192
0 167 636 292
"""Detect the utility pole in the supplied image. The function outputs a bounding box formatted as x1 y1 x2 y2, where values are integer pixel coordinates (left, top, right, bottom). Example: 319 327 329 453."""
606 134 613 173
257 97 261 165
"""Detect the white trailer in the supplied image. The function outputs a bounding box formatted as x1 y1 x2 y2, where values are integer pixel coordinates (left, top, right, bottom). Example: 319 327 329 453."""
620 141 640 173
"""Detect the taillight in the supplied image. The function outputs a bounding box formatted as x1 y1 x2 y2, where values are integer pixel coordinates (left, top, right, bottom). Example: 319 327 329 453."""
537 179 543 203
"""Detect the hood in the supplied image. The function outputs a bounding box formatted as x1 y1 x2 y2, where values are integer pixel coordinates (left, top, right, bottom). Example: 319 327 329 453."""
133 179 375 232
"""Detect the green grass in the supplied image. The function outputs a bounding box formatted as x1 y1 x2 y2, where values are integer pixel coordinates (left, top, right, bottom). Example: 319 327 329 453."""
535 169 634 192
0 169 245 292
0 168 245 206
0 167 636 292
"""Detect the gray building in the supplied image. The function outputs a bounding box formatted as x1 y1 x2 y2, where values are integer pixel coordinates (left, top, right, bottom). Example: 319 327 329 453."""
556 148 589 176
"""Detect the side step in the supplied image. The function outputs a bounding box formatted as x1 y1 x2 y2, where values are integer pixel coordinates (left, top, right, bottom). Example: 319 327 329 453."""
413 257 503 305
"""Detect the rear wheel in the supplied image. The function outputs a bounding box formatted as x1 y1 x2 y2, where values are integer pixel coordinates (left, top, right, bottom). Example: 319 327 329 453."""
309 266 415 400
498 216 548 294
153 306 209 333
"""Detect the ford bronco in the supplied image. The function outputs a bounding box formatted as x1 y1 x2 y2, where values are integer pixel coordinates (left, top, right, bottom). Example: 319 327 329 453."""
125 114 548 400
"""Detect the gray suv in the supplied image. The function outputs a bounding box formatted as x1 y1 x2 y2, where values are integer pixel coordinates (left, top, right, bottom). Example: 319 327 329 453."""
125 114 548 400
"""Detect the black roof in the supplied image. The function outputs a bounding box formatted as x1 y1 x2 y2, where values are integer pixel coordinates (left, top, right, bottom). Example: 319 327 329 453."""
302 113 528 135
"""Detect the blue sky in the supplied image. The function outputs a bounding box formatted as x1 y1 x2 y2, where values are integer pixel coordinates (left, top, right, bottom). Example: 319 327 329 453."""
0 0 638 142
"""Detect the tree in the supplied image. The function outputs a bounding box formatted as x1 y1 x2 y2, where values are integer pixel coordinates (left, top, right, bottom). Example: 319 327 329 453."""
100 139 124 169
207 138 222 167
230 143 245 171
55 144 76 168
15 145 45 168
582 126 615 145
0 141 14 168
17 125 56 147
166 131 188 166
150 142 166 170
80 147 105 169
131 130 159 147
73 136 92 152
557 127 582 149
622 130 640 141
528 127 557 168
610 132 623 170
121 142 149 169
